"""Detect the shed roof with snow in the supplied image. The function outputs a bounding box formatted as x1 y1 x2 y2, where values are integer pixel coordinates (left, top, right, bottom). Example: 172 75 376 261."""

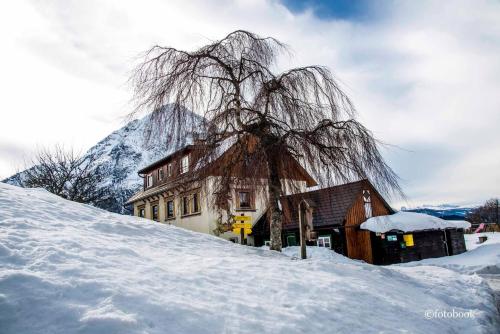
360 211 471 233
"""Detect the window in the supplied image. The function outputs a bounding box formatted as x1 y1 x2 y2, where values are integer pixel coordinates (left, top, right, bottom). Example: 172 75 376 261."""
181 192 201 216
138 206 145 218
180 155 189 174
238 191 251 209
182 196 190 215
236 190 253 210
166 200 175 219
363 190 372 218
152 204 159 221
192 193 200 213
158 168 164 181
167 163 173 177
317 236 331 248
146 174 153 188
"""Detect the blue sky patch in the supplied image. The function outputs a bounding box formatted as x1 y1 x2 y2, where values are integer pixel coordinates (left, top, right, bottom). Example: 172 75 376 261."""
281 0 383 21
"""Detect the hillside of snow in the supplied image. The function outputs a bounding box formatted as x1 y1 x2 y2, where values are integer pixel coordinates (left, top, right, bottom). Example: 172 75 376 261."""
0 183 499 333
2 105 199 214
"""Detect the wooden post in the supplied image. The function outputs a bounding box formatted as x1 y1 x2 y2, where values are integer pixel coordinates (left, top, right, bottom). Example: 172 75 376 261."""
299 203 307 259
240 213 245 245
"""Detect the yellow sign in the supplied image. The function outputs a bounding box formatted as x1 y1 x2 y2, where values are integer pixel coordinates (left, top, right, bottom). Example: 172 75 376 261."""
232 228 252 235
232 222 252 229
403 234 414 247
234 215 251 221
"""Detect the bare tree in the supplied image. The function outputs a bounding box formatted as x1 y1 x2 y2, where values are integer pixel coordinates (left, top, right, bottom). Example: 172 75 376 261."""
131 30 402 251
14 146 110 207
467 198 500 231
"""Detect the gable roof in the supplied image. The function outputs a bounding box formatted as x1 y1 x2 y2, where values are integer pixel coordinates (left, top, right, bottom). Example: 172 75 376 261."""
137 145 194 174
281 179 394 229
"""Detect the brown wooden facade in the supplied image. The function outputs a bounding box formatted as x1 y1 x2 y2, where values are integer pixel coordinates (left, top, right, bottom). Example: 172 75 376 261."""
370 228 467 265
252 180 393 263
343 185 392 263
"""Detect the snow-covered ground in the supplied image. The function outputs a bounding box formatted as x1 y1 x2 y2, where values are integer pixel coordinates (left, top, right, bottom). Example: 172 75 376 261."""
0 183 499 333
466 233 500 251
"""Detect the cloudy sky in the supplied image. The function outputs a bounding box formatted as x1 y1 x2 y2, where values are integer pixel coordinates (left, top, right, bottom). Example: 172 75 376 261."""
1 0 499 208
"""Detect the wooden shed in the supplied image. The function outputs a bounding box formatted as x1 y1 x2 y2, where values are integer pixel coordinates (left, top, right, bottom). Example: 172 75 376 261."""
361 212 470 265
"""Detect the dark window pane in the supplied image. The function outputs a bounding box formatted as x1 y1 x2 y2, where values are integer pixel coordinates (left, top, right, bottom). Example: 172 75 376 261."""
239 191 250 208
192 193 199 213
152 205 158 220
183 197 189 215
167 201 174 218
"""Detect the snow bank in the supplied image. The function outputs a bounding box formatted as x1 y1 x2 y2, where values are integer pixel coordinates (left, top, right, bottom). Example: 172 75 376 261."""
466 232 500 251
401 243 500 275
0 183 498 333
361 211 471 233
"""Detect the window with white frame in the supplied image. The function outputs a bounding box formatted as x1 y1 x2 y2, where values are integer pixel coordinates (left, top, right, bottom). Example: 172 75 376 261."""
180 155 189 174
158 168 164 181
167 163 173 177
363 189 372 218
317 236 331 248
146 174 153 188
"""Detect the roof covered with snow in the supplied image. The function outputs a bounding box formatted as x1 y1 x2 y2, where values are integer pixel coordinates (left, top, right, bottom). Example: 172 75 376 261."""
360 211 471 233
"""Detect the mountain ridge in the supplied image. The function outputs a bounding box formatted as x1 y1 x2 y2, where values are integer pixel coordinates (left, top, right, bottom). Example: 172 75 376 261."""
3 106 195 214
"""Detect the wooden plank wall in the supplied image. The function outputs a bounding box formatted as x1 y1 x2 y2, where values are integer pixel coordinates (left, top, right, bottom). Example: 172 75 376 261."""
345 186 391 263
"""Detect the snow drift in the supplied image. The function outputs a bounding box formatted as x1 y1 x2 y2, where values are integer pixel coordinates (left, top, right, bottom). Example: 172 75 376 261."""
0 183 498 333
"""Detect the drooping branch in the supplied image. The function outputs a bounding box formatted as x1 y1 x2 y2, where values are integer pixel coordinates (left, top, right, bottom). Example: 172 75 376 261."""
130 30 404 250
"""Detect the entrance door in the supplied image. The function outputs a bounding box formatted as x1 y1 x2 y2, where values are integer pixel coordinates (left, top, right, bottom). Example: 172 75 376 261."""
286 234 297 247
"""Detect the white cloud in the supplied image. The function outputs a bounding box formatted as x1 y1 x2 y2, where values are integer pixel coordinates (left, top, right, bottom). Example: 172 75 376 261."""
0 0 499 207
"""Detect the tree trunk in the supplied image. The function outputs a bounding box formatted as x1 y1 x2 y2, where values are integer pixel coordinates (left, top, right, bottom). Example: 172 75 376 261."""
267 157 283 252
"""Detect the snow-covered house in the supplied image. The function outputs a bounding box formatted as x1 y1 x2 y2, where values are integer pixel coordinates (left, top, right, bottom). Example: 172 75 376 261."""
125 139 317 244
360 212 470 264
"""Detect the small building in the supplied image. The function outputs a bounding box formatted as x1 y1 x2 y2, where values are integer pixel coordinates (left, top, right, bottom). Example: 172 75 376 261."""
361 212 470 265
251 180 471 265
